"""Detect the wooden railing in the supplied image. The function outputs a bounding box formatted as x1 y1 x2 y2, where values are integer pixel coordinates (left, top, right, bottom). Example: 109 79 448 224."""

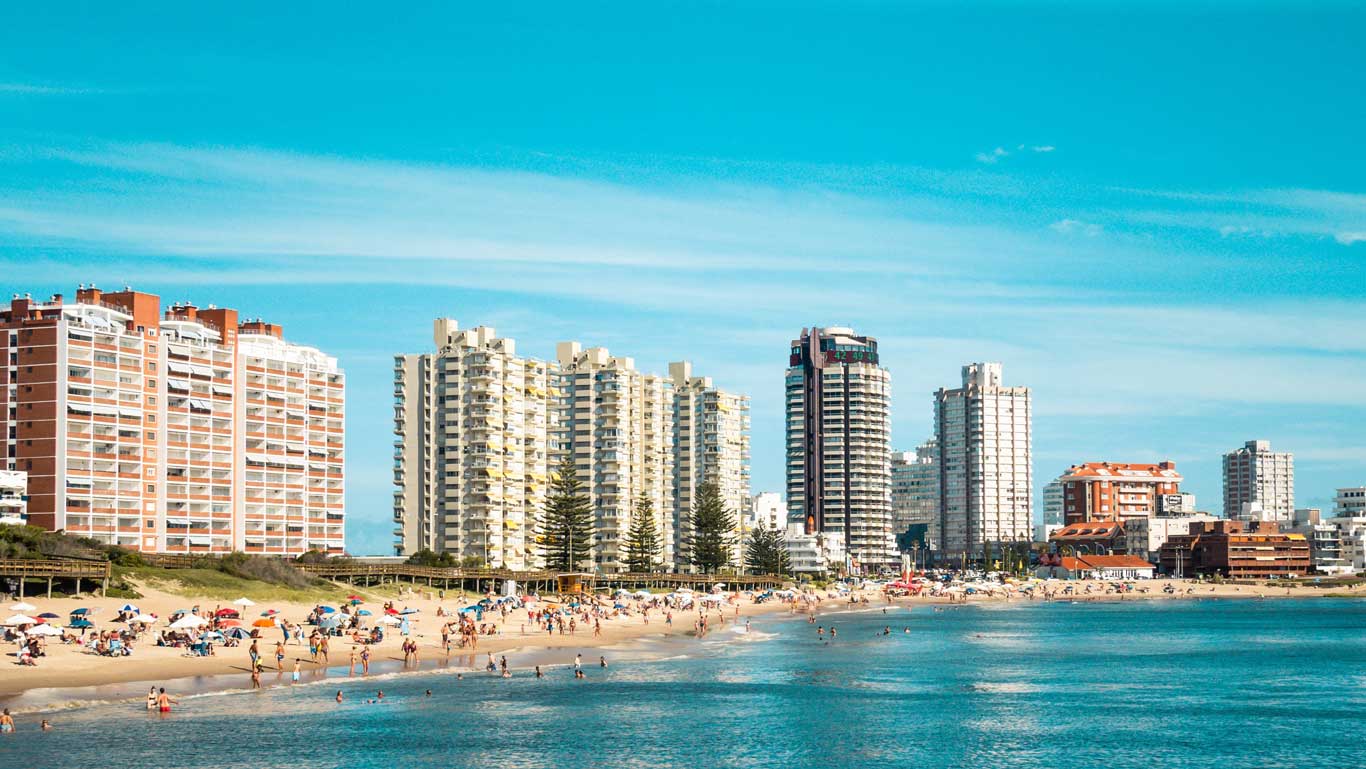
0 559 112 579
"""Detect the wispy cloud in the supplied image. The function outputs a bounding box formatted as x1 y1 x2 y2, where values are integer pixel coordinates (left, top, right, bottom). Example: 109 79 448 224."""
1050 218 1101 236
975 146 1010 164
975 144 1056 164
0 82 107 96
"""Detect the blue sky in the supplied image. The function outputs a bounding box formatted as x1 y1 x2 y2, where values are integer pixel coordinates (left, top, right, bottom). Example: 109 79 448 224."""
3 2 1364 554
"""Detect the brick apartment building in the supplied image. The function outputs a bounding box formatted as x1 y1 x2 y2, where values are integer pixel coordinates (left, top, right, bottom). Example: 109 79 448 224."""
1158 519 1310 579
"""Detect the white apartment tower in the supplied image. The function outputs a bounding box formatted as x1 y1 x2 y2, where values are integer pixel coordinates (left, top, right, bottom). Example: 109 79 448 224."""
786 327 895 572
1223 439 1294 521
671 361 751 570
555 342 674 572
392 320 553 568
934 362 1032 562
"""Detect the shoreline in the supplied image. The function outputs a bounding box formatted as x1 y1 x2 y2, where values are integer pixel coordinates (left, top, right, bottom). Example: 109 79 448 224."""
4 578 1362 714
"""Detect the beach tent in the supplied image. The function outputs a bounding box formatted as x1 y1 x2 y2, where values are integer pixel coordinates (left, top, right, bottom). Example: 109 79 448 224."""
9 602 37 612
233 598 256 608
68 618 94 629
319 615 345 630
5 614 38 626
171 615 208 630
70 608 91 615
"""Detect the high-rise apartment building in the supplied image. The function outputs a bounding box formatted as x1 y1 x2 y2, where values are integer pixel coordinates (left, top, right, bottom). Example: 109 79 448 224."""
392 321 553 568
1059 461 1183 525
0 286 344 555
1223 440 1294 521
934 362 1032 562
891 437 939 548
1333 487 1366 517
554 343 674 572
786 327 895 571
670 361 750 570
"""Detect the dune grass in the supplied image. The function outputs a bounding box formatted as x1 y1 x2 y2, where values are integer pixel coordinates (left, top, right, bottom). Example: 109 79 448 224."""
116 565 355 605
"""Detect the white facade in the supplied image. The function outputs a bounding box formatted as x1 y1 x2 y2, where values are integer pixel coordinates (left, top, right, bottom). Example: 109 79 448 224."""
1223 440 1294 521
784 521 846 575
743 491 784 534
392 321 553 569
1124 514 1217 562
555 343 674 572
1328 515 1366 573
935 362 1033 561
1335 487 1366 517
0 470 26 525
671 361 751 571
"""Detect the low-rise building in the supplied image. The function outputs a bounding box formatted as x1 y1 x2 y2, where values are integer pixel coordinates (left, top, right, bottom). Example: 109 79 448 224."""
1287 508 1351 575
1335 487 1366 517
0 470 27 526
1326 515 1366 574
1124 514 1218 563
1049 520 1126 555
784 521 846 575
1158 520 1311 579
1035 554 1155 581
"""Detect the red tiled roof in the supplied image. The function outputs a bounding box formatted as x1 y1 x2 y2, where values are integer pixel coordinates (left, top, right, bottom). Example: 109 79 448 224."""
1060 461 1182 482
1051 521 1124 539
1054 555 1154 571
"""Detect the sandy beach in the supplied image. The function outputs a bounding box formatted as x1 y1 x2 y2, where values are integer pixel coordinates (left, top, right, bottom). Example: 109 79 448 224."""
2 576 1361 713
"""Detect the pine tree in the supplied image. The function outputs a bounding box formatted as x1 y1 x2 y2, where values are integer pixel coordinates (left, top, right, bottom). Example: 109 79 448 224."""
688 481 735 574
538 455 595 572
745 525 791 576
622 493 663 573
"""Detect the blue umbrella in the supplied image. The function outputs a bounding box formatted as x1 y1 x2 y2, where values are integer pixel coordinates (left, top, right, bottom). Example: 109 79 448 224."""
70 608 90 615
399 608 420 615
356 609 372 616
119 603 139 613
319 606 336 613
224 627 250 639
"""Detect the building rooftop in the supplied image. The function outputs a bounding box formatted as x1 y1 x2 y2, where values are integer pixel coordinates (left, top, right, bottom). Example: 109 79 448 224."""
1061 461 1181 482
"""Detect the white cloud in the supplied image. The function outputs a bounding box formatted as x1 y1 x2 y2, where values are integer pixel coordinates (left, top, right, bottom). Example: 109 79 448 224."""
1334 231 1365 245
1030 145 1056 153
975 146 1009 164
0 82 105 95
1050 218 1101 236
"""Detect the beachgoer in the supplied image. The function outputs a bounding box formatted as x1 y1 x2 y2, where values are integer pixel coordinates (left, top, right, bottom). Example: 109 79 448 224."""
147 687 158 712
600 656 607 668
40 719 51 731
156 688 178 714
0 708 14 733
292 659 302 682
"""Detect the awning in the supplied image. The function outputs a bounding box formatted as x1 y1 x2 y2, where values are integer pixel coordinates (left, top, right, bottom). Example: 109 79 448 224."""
67 326 94 339
68 404 93 415
211 385 233 396
189 399 213 411
188 536 212 546
167 362 191 376
91 405 120 416
190 365 213 378
167 378 192 391
118 408 142 419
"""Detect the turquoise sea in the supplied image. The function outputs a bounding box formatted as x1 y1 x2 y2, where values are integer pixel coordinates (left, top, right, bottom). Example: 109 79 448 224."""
2 598 1363 768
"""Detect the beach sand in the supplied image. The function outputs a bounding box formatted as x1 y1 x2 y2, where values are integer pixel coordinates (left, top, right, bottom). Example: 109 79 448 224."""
2 576 1360 712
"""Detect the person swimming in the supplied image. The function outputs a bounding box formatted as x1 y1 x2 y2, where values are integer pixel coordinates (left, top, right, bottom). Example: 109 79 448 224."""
335 690 344 703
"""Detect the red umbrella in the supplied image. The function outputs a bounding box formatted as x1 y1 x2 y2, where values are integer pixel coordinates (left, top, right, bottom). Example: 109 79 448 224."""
215 609 240 618
384 607 398 615
347 595 363 601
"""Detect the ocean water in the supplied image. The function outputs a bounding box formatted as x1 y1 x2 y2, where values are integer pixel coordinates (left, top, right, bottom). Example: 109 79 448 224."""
2 598 1363 768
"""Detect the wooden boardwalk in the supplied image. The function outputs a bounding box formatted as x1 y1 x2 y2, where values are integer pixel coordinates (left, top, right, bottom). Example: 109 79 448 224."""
0 559 111 598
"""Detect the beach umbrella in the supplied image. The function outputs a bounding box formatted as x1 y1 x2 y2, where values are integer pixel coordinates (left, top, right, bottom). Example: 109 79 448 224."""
126 614 160 624
233 597 256 607
171 615 208 630
261 609 279 617
384 607 398 615
27 623 61 636
399 608 420 615
224 627 250 639
37 612 61 619
215 608 239 618
118 603 139 613
376 615 402 626
346 594 363 601
217 618 242 627
5 614 38 626
70 608 90 615
356 609 372 616
319 606 336 613
10 602 37 612
252 617 278 628
349 599 363 605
